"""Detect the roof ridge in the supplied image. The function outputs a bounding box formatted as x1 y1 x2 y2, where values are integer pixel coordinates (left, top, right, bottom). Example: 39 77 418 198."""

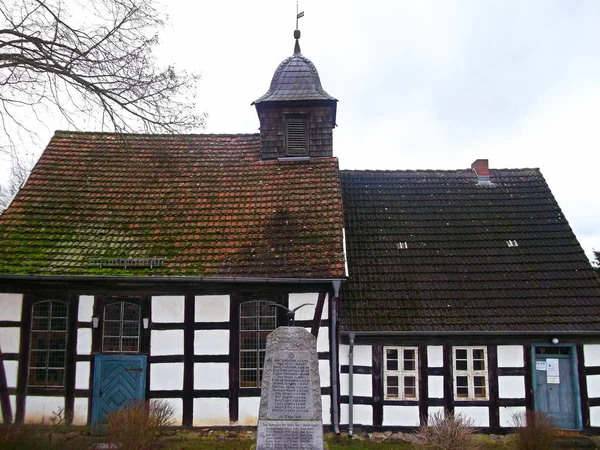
53 131 261 138
340 167 542 173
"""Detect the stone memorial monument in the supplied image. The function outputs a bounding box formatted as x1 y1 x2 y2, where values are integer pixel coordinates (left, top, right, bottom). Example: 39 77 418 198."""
256 327 324 450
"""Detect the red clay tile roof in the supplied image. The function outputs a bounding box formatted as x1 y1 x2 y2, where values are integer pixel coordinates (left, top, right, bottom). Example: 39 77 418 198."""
0 132 345 278
340 168 600 332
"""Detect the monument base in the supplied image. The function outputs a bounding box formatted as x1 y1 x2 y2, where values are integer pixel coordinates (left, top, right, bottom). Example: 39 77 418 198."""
256 420 323 450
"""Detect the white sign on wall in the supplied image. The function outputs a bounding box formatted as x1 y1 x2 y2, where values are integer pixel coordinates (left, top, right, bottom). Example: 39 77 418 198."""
546 358 560 384
535 361 547 371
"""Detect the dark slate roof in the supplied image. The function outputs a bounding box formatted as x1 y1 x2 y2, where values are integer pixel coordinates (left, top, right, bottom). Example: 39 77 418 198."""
0 132 345 278
340 168 600 333
253 51 337 104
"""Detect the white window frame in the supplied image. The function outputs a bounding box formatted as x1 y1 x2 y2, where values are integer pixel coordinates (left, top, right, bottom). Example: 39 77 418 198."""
453 346 489 401
383 346 419 401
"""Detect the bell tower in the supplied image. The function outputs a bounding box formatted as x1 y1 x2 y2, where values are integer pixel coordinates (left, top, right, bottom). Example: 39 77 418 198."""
252 27 337 160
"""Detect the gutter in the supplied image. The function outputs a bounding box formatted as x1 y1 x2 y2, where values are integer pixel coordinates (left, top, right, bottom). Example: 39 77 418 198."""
348 332 355 438
0 274 344 284
340 330 600 336
331 280 341 435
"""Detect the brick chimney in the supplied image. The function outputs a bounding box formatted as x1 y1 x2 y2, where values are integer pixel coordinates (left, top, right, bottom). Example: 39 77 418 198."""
471 159 491 185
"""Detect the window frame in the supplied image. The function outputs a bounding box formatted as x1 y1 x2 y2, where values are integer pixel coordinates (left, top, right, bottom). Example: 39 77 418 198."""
101 300 142 353
453 346 489 401
383 346 419 401
27 300 69 388
239 300 279 388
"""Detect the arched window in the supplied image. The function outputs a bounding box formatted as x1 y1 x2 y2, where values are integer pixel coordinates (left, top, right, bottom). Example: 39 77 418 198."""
102 302 141 353
29 300 68 387
239 300 278 388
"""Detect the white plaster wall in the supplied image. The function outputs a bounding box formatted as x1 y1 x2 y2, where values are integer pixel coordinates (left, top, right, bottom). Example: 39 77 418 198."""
195 295 230 322
499 406 526 427
154 398 183 425
151 330 184 356
150 363 184 390
0 328 20 353
0 396 16 424
428 375 444 398
0 294 22 321
428 406 444 422
427 346 443 367
77 328 92 355
383 405 420 426
78 296 94 322
587 375 600 398
340 373 372 397
193 398 230 426
590 406 600 426
72 398 88 426
75 362 90 390
238 397 260 426
3 361 18 388
454 406 489 427
340 404 372 425
194 363 229 390
319 359 330 387
315 328 329 353
24 396 64 424
289 293 322 321
321 395 331 425
498 376 525 399
194 330 229 355
584 345 600 367
497 346 524 368
152 296 185 323
339 344 372 367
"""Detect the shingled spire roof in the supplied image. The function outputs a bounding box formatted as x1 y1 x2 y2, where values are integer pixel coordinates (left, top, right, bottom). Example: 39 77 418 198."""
253 30 337 104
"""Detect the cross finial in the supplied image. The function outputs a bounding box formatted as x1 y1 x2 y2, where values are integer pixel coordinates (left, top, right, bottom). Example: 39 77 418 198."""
294 1 304 54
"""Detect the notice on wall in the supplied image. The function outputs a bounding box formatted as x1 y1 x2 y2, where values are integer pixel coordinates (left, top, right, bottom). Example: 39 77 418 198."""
546 358 560 384
535 361 547 371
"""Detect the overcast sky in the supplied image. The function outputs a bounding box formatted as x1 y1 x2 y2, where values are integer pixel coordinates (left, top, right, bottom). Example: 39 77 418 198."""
151 0 600 260
4 0 600 261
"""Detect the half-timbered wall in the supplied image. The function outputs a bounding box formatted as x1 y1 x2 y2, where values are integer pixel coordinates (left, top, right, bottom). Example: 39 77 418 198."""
584 344 600 427
0 293 21 424
338 342 594 430
0 289 332 427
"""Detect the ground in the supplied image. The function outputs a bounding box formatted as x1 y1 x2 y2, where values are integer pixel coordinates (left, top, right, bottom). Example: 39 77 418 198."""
2 427 600 449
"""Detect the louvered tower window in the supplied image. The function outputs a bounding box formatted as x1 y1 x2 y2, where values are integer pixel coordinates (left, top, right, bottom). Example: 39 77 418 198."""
285 115 309 157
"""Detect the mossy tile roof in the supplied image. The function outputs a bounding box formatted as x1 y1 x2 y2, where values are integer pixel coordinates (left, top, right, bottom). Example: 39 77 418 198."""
339 168 600 332
0 132 345 278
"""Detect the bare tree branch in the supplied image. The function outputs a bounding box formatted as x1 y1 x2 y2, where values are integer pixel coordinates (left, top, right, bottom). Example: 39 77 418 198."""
0 0 205 158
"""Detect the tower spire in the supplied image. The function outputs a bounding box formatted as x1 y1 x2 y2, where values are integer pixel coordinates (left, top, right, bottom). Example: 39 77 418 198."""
295 1 304 54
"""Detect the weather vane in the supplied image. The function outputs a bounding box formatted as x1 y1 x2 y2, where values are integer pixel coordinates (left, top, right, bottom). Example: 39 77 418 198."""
296 1 304 30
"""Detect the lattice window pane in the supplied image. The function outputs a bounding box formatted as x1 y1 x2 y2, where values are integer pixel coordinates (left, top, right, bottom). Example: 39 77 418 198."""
102 302 141 353
239 300 279 388
29 300 68 388
386 376 399 398
103 337 120 352
32 317 49 331
241 317 256 331
104 303 121 321
121 338 139 352
28 369 47 386
46 369 64 386
474 376 487 398
404 376 417 398
456 376 469 398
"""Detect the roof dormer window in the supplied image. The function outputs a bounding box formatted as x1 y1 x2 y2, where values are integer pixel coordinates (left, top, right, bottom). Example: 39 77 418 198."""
285 115 309 157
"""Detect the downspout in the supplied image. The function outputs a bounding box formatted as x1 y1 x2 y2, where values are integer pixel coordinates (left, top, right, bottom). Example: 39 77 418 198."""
348 332 355 438
331 280 341 434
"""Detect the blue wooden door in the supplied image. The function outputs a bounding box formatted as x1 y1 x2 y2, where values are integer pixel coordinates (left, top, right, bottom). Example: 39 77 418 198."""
534 346 581 429
91 355 147 428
